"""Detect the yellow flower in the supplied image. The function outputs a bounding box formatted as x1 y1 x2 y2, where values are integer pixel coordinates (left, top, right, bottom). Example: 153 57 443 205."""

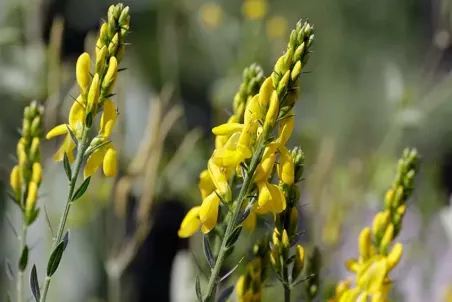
266 16 288 39
178 206 202 238
208 158 232 198
277 146 294 185
46 99 86 162
84 99 118 178
199 169 215 200
254 143 278 182
242 0 268 21
199 2 223 29
199 190 221 233
277 112 294 146
256 181 286 214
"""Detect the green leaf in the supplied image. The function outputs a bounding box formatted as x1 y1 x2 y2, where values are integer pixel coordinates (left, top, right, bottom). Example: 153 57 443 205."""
195 275 202 302
225 226 242 249
4 258 14 281
286 255 296 265
71 177 91 201
46 240 65 277
29 264 40 301
63 153 72 181
65 124 78 147
203 235 215 269
18 245 29 272
85 112 93 128
63 230 70 250
219 257 243 282
27 208 40 226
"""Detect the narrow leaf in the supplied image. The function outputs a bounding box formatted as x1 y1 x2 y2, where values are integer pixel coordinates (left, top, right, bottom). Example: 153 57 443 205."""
27 208 40 226
18 245 29 272
226 226 242 249
217 285 234 302
237 207 252 225
84 140 111 157
219 257 244 282
29 264 40 301
46 241 65 277
43 206 55 238
195 275 202 302
85 112 93 128
71 177 91 201
65 124 78 147
63 153 72 181
4 258 14 281
63 230 70 250
203 235 215 269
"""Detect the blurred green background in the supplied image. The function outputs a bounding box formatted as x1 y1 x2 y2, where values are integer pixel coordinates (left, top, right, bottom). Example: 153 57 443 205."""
1 0 452 301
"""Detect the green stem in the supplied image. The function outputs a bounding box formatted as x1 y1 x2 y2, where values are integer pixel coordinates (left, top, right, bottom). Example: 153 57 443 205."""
203 138 266 302
284 284 291 302
40 127 90 302
17 221 27 302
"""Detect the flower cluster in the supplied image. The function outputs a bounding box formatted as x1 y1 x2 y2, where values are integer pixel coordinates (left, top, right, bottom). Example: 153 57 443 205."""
178 20 314 239
10 101 44 223
236 240 270 302
46 3 130 178
331 149 418 301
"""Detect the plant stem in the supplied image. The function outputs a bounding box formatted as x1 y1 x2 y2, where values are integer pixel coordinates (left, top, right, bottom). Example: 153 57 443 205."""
203 138 265 301
284 284 291 302
17 221 27 302
40 127 90 302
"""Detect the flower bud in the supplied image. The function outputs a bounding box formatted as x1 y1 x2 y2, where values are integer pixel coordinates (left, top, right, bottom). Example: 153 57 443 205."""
108 33 119 56
358 227 372 261
76 52 91 94
258 77 273 108
10 165 21 198
292 244 305 280
387 242 403 270
29 137 40 160
95 46 108 75
291 60 302 81
263 91 279 130
87 73 101 114
102 56 118 94
380 223 394 253
277 70 290 95
26 181 38 213
31 162 42 184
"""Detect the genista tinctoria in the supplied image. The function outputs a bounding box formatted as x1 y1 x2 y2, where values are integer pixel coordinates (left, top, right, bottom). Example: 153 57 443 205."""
178 20 315 302
330 149 418 302
9 101 44 302
39 4 130 302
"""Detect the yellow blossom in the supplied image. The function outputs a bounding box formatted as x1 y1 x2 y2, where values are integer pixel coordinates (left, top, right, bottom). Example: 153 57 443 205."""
178 206 202 238
277 146 294 185
84 99 118 178
199 190 221 233
199 169 215 200
46 99 86 162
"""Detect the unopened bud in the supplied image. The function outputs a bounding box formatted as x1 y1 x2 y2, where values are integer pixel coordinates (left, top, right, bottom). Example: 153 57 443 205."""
76 52 91 94
87 73 101 114
102 56 118 94
292 244 305 280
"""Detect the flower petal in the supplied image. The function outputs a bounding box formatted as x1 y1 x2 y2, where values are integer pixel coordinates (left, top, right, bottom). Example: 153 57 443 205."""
103 146 117 177
68 100 86 137
54 134 76 162
199 191 220 233
46 124 68 139
100 99 117 137
178 206 202 238
84 147 107 178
